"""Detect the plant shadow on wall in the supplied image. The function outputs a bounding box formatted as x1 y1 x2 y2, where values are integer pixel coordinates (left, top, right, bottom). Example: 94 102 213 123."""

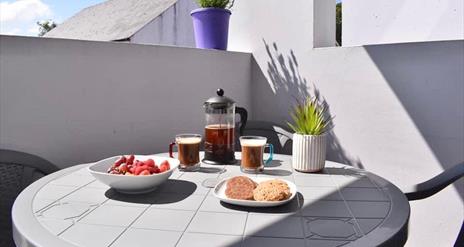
261 40 364 169
364 42 464 199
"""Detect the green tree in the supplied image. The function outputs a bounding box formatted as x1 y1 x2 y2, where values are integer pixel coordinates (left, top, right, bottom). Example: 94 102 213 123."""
336 3 342 46
37 20 57 37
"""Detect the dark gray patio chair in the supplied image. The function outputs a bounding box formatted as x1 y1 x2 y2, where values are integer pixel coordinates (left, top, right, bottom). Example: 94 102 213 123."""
403 162 464 247
241 120 293 154
0 149 58 247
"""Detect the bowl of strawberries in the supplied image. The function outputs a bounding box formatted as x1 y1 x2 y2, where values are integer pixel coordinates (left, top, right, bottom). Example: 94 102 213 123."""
88 154 179 194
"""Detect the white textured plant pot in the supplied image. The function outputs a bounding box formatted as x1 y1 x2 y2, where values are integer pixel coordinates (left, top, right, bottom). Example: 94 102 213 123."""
292 133 327 172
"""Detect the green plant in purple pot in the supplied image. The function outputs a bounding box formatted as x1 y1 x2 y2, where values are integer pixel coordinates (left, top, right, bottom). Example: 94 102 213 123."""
191 0 235 50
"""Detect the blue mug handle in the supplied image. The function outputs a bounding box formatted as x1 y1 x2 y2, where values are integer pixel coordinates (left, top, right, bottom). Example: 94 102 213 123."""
264 143 274 165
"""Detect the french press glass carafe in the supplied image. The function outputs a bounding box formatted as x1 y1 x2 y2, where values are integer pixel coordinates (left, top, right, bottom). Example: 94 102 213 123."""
203 89 248 165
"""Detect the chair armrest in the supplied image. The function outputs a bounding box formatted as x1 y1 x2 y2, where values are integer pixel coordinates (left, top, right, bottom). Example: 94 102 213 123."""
403 162 464 201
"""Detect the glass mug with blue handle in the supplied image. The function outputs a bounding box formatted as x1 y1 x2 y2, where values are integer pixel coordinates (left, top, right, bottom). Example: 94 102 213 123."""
239 136 274 173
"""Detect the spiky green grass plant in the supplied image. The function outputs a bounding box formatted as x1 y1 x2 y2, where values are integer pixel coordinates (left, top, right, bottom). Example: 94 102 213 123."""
287 97 333 135
197 0 234 9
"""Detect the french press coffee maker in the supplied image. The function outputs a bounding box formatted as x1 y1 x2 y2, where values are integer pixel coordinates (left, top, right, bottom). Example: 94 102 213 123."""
203 89 248 165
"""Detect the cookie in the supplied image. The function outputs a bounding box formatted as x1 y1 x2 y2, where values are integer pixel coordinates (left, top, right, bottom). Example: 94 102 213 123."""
225 176 257 200
253 179 291 201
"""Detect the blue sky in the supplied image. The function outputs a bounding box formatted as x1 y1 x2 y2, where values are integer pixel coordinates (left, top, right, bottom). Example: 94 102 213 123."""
0 0 105 36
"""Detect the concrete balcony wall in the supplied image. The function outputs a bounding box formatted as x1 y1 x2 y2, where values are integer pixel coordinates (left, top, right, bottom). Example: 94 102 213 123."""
229 0 463 246
0 35 252 168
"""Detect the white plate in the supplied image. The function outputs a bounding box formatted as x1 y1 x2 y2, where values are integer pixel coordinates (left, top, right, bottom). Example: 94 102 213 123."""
213 177 297 207
88 155 179 194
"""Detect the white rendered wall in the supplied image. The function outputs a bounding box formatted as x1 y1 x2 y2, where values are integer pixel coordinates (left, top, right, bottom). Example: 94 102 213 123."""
227 0 334 50
131 0 196 47
343 0 464 46
229 0 464 246
0 35 251 167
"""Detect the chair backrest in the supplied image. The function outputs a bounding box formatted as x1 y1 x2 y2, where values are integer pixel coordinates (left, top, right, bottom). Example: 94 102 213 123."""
404 162 464 201
402 162 464 247
0 149 58 247
241 120 293 154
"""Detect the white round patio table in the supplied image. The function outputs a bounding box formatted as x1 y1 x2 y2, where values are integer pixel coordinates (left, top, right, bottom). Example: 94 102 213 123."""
13 153 409 247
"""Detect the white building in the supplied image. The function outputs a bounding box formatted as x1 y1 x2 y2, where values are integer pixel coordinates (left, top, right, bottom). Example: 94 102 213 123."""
342 0 464 46
45 0 197 47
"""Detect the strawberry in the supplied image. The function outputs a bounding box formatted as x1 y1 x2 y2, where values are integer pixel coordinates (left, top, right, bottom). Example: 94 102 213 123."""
119 163 128 174
144 159 155 168
139 170 151 176
159 160 170 173
135 165 149 175
126 155 135 165
148 166 159 174
115 156 126 166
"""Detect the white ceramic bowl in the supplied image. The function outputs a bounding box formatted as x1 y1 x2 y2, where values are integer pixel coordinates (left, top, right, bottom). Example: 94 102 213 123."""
88 155 179 194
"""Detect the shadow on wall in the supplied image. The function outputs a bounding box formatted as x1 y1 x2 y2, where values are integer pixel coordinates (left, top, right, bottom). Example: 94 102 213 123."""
364 41 464 198
261 40 364 169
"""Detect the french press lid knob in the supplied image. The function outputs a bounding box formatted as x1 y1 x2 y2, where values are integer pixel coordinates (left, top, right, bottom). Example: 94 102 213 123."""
217 88 224 96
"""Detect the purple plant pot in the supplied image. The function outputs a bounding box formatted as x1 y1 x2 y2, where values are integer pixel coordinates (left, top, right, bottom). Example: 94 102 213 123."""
191 8 231 50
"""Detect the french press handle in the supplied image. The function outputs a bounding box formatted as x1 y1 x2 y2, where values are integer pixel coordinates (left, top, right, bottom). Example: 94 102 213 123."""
235 107 248 135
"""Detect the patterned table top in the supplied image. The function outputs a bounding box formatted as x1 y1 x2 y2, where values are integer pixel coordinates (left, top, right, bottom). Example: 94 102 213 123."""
12 153 410 247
